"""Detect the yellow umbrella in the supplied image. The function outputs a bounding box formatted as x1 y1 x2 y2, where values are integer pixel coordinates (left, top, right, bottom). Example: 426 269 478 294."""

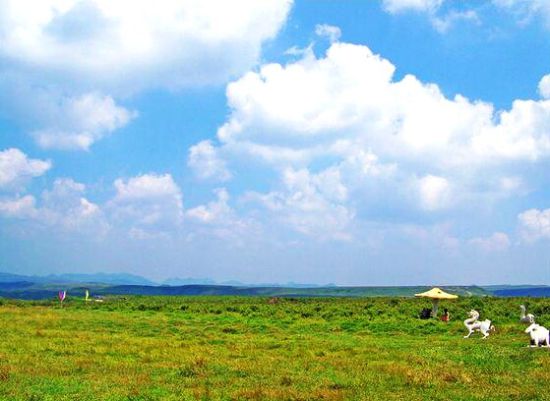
415 287 458 317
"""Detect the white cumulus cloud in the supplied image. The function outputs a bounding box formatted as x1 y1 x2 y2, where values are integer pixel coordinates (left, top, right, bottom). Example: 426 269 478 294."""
539 74 550 99
40 178 108 233
418 175 451 211
431 10 481 33
493 0 550 29
216 42 550 170
469 232 510 251
382 0 443 14
315 24 341 43
0 0 292 149
0 148 51 189
109 173 183 234
518 208 550 241
186 188 255 242
188 140 232 182
199 41 550 228
0 178 108 235
245 167 354 241
31 92 136 150
381 1 481 34
186 188 232 224
0 195 37 218
0 0 293 91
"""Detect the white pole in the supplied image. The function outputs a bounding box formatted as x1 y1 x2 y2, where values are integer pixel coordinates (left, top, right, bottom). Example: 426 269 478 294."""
432 299 439 318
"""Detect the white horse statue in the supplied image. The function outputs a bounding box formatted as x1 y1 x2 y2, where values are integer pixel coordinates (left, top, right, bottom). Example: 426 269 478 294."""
525 323 549 347
520 305 535 324
463 309 495 339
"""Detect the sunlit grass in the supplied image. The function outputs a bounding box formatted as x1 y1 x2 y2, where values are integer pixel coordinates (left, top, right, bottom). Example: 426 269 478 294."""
0 296 548 400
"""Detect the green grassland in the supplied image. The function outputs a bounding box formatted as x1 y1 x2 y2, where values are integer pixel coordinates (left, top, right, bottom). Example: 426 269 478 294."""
0 296 549 401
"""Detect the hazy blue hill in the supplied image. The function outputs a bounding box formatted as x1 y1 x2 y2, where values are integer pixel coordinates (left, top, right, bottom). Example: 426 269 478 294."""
101 285 239 296
163 278 337 288
45 272 157 286
162 277 217 286
0 272 33 283
1 273 545 299
482 284 549 290
0 281 34 290
491 287 550 297
0 288 58 300
0 271 156 286
94 284 491 298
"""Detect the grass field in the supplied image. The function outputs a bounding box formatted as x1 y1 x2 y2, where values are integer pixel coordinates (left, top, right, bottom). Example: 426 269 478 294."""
0 296 549 400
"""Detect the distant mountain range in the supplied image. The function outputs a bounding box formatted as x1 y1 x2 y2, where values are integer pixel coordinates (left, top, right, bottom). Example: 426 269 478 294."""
0 271 548 299
0 272 334 288
490 287 550 297
0 272 156 286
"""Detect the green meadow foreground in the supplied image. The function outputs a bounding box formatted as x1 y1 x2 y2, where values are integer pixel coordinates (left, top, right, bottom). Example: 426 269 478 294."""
0 297 549 401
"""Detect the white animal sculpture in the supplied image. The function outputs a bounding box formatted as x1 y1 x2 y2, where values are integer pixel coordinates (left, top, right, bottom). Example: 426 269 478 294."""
520 305 535 324
525 323 549 348
463 310 495 339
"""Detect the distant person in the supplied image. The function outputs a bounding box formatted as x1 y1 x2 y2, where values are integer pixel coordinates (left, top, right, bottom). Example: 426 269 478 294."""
419 308 431 319
440 308 450 322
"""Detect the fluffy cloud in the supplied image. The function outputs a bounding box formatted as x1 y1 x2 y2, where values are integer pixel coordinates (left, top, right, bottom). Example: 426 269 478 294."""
207 41 550 212
181 39 550 241
382 1 550 33
31 93 136 150
0 178 107 234
0 0 292 149
380 1 480 34
469 232 510 251
40 178 107 233
493 0 550 28
188 140 232 182
431 10 480 33
113 174 181 202
539 74 550 100
0 0 292 91
518 208 550 241
0 150 103 231
499 176 524 193
186 188 255 242
315 24 341 43
216 42 550 170
0 148 51 189
417 175 451 211
0 195 37 218
382 0 443 14
245 167 354 241
109 173 183 233
0 169 260 242
186 188 232 224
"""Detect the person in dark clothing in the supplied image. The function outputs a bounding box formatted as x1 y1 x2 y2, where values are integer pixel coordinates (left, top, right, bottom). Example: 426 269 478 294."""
419 308 431 319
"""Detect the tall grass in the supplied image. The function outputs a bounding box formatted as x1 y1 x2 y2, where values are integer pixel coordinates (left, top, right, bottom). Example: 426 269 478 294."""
0 296 548 400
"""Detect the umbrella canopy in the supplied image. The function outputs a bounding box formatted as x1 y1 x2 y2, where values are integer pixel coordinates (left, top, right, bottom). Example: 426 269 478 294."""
415 287 458 317
415 287 458 300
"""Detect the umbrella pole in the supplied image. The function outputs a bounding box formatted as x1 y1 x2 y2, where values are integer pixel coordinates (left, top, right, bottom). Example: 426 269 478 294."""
431 299 439 318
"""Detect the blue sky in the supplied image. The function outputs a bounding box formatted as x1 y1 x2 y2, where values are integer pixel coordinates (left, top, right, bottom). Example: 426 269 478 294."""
2 0 550 285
